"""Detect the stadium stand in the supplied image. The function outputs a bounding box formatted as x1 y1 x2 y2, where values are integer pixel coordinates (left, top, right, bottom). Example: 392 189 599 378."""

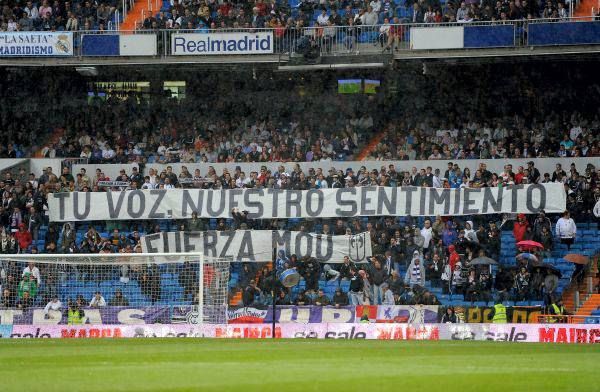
0 65 598 316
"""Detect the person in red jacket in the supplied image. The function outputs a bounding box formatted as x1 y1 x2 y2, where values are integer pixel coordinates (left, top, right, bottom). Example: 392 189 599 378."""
513 213 529 243
448 244 460 272
14 223 32 251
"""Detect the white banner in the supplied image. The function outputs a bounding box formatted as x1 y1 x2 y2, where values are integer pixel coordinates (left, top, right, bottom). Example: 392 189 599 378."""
7 323 600 342
410 26 464 50
171 32 273 55
0 32 73 56
48 184 566 222
141 231 372 263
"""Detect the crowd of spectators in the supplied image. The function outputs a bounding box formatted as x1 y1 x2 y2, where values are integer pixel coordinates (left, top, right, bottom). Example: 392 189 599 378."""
0 155 597 309
140 0 575 35
0 0 119 32
2 66 600 166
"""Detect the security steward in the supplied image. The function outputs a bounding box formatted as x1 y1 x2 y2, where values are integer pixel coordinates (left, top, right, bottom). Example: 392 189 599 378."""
490 299 507 323
548 297 568 323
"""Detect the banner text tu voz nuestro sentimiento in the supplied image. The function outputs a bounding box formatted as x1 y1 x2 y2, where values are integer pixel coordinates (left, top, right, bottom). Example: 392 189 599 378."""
48 184 566 222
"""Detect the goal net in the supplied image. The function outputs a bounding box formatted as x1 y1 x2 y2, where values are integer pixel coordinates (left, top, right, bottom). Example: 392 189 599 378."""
0 253 231 324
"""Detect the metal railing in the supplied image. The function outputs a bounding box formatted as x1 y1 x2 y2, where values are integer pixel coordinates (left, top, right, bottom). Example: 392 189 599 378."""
148 15 600 56
8 16 600 59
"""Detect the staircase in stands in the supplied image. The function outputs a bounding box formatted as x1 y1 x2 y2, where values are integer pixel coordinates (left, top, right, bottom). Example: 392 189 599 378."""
564 256 599 314
120 0 161 31
574 294 600 320
574 0 599 17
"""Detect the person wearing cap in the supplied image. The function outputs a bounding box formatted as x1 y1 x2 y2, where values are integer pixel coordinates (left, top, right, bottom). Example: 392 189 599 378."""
130 166 143 184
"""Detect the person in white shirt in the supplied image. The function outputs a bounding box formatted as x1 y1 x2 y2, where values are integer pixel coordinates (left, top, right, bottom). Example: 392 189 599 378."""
432 169 443 188
141 176 155 189
370 0 382 12
235 172 251 188
23 262 41 285
164 178 175 189
89 292 107 307
316 9 329 26
101 145 116 160
381 283 395 305
555 210 577 250
420 220 433 254
44 297 63 317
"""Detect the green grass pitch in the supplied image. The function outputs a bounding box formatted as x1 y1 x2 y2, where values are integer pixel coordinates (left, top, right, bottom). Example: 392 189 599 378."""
0 339 598 392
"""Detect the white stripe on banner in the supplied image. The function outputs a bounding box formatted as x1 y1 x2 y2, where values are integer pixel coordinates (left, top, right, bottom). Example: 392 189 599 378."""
141 231 372 263
119 34 157 56
410 26 464 50
48 183 566 222
7 324 600 342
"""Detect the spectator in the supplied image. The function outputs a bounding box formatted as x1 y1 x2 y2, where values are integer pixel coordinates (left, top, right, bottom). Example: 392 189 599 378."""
348 269 364 305
323 264 340 281
386 269 404 295
381 283 394 305
89 291 107 307
43 296 62 318
441 306 458 323
1 288 15 308
420 219 433 255
17 291 34 309
332 287 349 307
448 244 460 272
405 250 425 288
295 290 312 306
555 210 577 250
314 288 331 306
299 257 320 291
543 272 559 306
108 289 130 306
515 267 531 302
22 262 41 286
275 290 292 305
17 272 37 301
513 213 529 243
369 258 387 305
242 279 261 307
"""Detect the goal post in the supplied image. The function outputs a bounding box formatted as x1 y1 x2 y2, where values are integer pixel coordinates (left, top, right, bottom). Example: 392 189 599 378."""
0 253 232 325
